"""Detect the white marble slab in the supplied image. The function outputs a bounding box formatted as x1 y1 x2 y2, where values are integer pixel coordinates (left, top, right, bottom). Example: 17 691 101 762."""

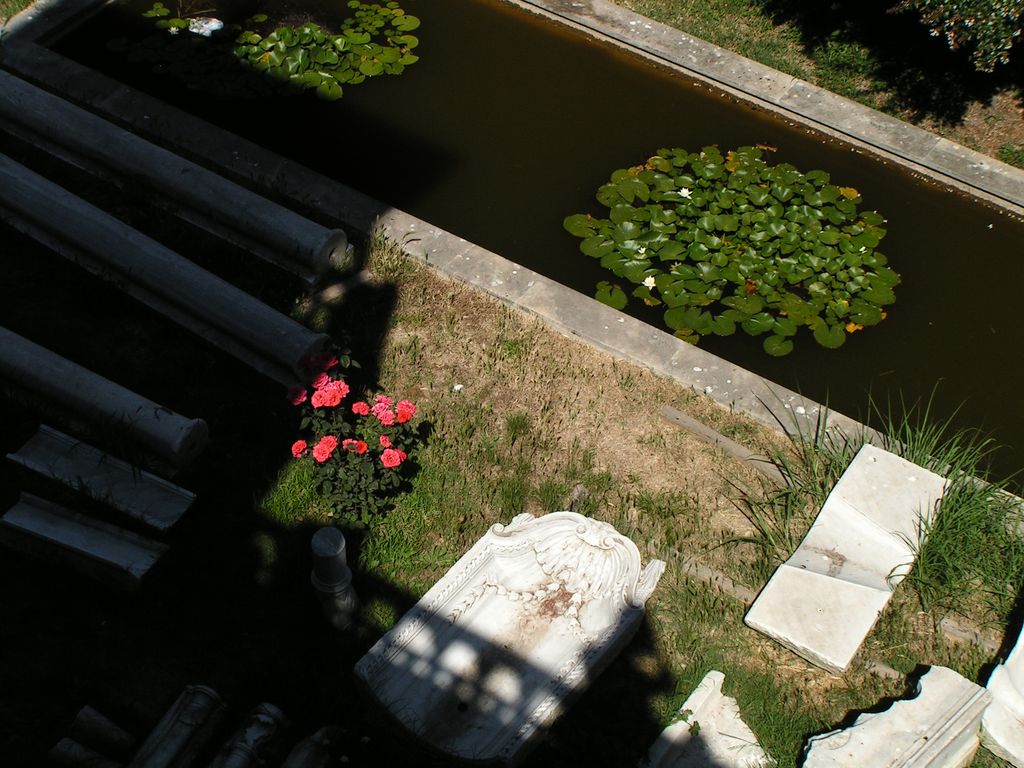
354 511 665 766
745 444 947 673
0 493 168 589
7 425 195 532
644 670 773 767
982 623 1024 766
804 666 989 767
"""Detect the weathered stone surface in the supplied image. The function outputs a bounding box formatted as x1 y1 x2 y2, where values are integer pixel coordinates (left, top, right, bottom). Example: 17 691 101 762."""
7 425 195 532
0 155 329 385
355 511 665 766
0 70 348 282
282 727 343 768
68 705 137 759
982 623 1024 766
804 666 989 767
644 670 772 767
128 685 225 768
745 445 946 673
48 737 124 768
208 703 289 768
0 493 168 589
311 527 358 630
0 326 207 468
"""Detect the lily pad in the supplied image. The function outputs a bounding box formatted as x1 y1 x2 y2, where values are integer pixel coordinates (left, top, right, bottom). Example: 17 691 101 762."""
595 281 628 310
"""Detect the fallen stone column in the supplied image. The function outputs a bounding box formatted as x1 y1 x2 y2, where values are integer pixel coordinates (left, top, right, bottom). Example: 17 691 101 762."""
48 737 124 768
0 328 207 467
127 685 226 768
0 70 350 282
282 727 342 768
0 154 329 384
208 703 289 768
67 705 138 760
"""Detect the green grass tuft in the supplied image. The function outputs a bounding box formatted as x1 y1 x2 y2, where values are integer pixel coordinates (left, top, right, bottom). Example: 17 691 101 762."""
998 144 1024 169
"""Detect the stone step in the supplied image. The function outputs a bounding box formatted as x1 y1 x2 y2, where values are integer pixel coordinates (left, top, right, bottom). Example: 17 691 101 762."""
7 425 195 533
0 493 168 589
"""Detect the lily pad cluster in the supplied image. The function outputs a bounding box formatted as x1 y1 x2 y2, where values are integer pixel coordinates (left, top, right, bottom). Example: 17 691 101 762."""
125 1 419 100
232 1 420 100
564 146 898 355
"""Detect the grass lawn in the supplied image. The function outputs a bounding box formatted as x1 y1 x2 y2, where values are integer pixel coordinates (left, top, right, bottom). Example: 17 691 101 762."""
610 0 1024 166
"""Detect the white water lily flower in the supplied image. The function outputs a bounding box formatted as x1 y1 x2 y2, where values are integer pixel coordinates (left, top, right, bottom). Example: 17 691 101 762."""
637 246 647 255
643 276 657 289
168 26 180 34
676 188 692 199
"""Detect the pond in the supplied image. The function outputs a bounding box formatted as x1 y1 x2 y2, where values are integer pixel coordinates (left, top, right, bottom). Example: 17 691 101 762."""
53 0 1024 477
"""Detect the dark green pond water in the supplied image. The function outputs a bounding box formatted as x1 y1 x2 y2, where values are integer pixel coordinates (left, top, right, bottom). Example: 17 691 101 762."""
55 0 1024 476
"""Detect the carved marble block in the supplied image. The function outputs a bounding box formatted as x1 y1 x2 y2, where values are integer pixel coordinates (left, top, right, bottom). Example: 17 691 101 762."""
0 493 168 589
982 623 1024 766
745 444 947 673
354 511 666 766
804 666 989 767
644 670 773 767
7 425 195 532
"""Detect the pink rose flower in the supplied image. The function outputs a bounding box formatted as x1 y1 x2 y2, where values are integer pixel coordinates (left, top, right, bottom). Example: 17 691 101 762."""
311 380 349 408
374 394 393 409
376 409 395 427
379 434 392 448
291 439 308 458
396 400 417 424
380 448 407 468
312 435 339 463
352 401 370 416
311 373 330 389
342 438 368 455
287 386 308 405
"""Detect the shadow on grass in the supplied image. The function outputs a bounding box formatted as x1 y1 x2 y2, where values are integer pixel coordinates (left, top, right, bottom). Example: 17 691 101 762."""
0 214 675 765
753 0 1023 124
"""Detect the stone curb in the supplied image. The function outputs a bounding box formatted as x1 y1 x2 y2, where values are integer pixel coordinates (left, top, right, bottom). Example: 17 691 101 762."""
511 0 1024 216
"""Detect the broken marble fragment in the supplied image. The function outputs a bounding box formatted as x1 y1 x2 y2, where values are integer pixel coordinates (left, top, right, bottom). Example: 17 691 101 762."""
745 444 946 673
982 621 1024 767
7 425 195 532
804 666 989 767
0 493 168 589
644 670 773 767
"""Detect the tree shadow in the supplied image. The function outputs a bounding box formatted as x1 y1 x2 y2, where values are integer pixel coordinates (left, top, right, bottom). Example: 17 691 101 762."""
753 0 1023 124
0 198 676 767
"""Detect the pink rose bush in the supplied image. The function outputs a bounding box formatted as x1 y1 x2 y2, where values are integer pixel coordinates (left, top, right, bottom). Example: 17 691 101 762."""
286 349 422 527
